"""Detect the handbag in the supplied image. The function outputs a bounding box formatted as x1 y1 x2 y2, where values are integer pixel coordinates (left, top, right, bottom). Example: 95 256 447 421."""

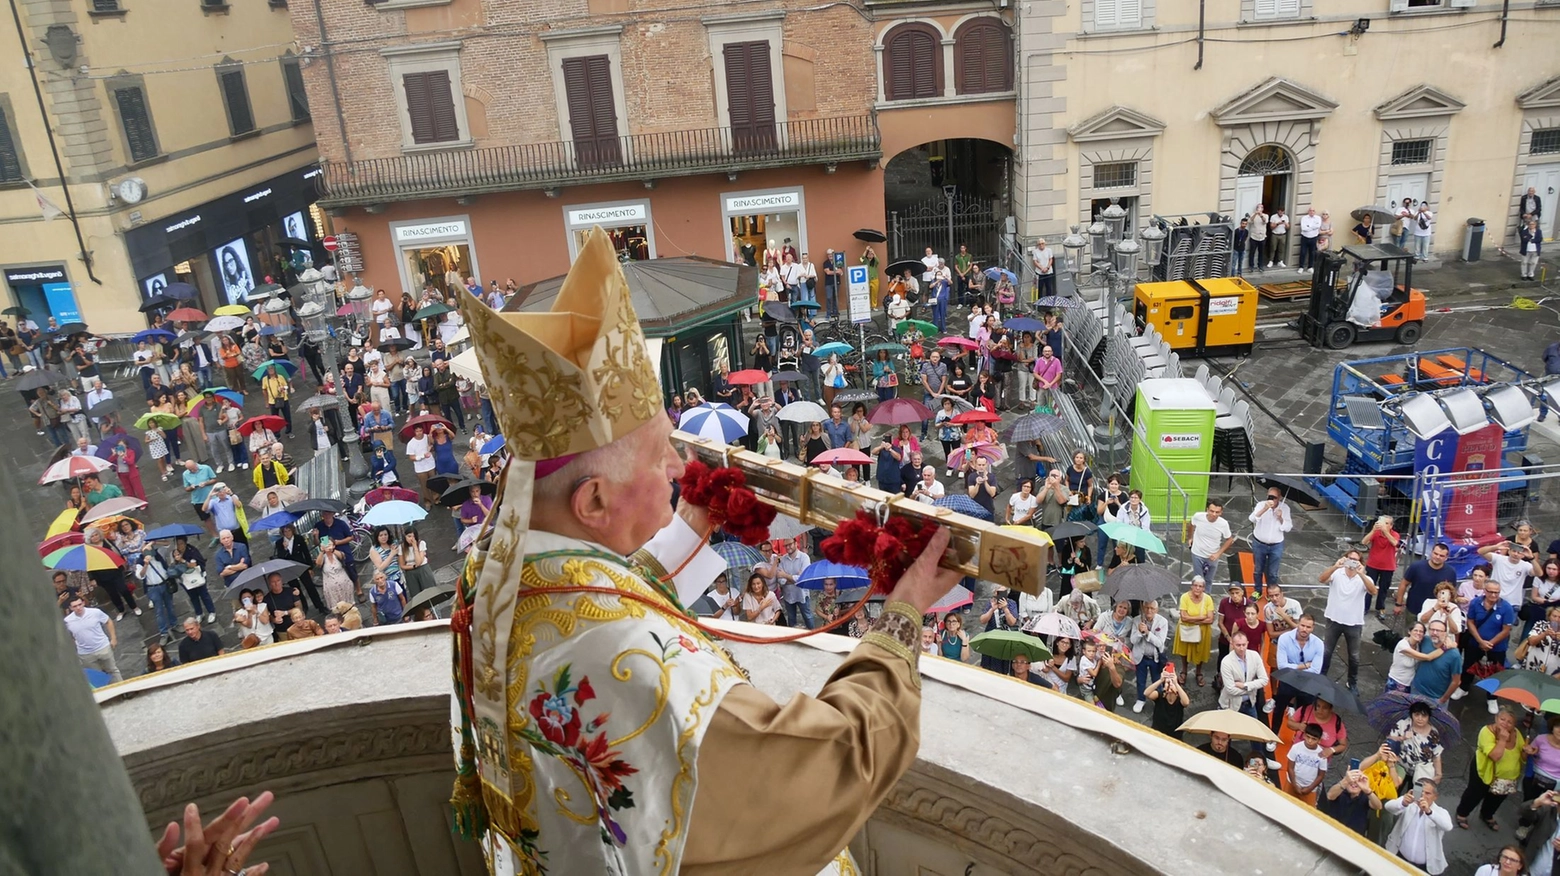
229 428 243 445
1491 778 1519 796
180 566 208 592
1178 622 1202 644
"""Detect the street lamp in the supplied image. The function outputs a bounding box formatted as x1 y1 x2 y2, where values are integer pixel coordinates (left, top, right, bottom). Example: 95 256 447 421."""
1060 198 1166 471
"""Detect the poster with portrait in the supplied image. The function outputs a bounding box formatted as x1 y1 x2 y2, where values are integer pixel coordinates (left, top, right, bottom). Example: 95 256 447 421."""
212 239 255 305
281 210 309 241
141 272 172 303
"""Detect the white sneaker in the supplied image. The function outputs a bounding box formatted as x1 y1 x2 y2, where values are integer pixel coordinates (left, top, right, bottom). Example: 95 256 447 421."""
1451 688 1467 701
1266 261 1274 268
115 612 125 622
1116 695 1125 707
133 607 143 617
1132 700 1145 713
205 612 216 624
1263 699 1276 714
1488 699 1500 714
1278 261 1287 268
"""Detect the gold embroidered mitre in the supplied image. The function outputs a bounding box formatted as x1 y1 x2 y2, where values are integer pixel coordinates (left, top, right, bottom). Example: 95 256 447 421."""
460 226 662 461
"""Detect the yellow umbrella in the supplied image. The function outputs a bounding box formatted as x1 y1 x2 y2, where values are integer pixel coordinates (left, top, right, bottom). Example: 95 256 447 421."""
998 524 1054 546
213 304 251 316
1176 709 1280 745
46 507 79 538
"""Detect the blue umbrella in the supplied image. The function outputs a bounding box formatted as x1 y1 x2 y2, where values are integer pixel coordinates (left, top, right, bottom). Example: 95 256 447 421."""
260 324 289 336
813 341 854 358
796 559 869 590
249 510 300 533
712 539 765 571
933 494 993 521
253 358 297 379
83 667 115 688
131 328 176 344
678 403 750 444
144 523 206 541
360 500 427 526
983 267 1017 284
1005 317 1044 333
480 435 506 455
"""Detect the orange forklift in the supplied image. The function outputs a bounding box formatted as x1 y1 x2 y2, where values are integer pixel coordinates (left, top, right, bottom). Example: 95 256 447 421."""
1298 244 1427 350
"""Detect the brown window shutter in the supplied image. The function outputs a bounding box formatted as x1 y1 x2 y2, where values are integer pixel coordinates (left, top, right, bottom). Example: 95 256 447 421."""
886 26 940 101
982 23 1011 91
403 72 434 143
0 105 22 182
114 87 158 162
723 43 752 131
220 70 254 135
403 70 459 144
562 55 619 165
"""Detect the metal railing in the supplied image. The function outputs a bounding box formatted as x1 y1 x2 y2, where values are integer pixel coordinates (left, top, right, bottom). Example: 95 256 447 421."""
318 115 882 206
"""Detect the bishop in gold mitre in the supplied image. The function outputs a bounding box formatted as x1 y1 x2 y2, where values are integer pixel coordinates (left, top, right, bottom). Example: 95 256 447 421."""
449 227 959 875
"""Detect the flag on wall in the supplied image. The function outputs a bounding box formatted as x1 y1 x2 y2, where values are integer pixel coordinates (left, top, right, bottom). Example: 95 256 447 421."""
27 181 64 221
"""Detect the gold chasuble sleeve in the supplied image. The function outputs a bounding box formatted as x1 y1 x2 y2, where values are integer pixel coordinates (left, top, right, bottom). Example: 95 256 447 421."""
682 603 924 875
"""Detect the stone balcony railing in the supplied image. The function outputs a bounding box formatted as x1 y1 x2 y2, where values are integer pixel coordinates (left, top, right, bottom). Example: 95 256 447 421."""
317 115 881 207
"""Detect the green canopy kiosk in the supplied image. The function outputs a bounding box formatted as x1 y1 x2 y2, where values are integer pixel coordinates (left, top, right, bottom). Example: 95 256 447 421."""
1129 377 1216 523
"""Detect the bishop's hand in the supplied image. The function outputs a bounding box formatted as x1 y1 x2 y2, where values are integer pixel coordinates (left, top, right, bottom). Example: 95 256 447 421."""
885 528 961 615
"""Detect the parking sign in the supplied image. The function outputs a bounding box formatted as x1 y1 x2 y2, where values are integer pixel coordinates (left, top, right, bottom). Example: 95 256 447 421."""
847 265 871 323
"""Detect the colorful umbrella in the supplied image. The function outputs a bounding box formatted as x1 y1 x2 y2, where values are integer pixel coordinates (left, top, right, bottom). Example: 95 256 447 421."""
133 412 182 431
43 544 124 571
1364 690 1461 740
933 494 993 521
249 510 301 534
166 307 208 322
777 401 828 423
238 415 286 437
250 484 307 510
252 358 297 380
45 508 80 538
834 389 877 406
1177 710 1280 745
94 434 143 462
360 500 428 526
213 304 251 317
813 341 854 358
1476 669 1560 709
969 629 1051 663
983 267 1018 284
37 531 85 557
725 369 771 386
868 398 933 425
678 403 750 444
1034 296 1074 308
950 409 1001 425
895 319 937 338
1004 413 1066 443
1100 521 1167 554
712 539 765 571
797 560 869 591
945 441 1004 470
188 389 244 414
937 336 979 351
400 413 454 440
812 448 873 466
143 523 205 541
79 496 148 524
39 454 111 484
365 486 423 507
1029 612 1081 640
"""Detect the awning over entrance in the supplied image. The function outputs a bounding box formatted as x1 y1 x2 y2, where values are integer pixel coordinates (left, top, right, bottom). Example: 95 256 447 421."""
506 256 758 337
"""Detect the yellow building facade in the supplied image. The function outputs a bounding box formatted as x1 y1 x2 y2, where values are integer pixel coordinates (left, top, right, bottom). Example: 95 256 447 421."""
1025 0 1560 257
0 0 318 334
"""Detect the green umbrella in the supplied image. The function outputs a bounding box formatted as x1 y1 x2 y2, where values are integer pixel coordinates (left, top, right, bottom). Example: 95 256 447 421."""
415 302 455 321
1100 521 1167 554
865 342 909 355
969 629 1052 663
895 319 937 338
133 412 182 430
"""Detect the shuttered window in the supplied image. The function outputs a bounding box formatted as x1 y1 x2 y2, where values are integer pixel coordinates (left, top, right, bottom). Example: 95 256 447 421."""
1093 0 1143 30
0 104 21 183
114 86 159 163
723 41 776 152
883 24 941 102
219 69 255 136
402 70 460 144
561 55 621 167
282 59 310 122
953 19 1012 95
1251 0 1301 18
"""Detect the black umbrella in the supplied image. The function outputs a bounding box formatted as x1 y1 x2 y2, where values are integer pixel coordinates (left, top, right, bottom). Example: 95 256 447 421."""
853 228 887 243
55 322 88 335
86 396 120 416
277 237 314 250
223 559 309 599
763 302 797 324
175 330 208 344
404 585 456 616
1046 520 1098 540
688 594 721 617
440 478 495 507
165 282 199 300
16 368 67 392
426 474 458 497
295 394 339 413
1100 564 1180 602
378 337 416 352
139 295 177 313
885 258 923 279
1273 668 1363 714
2 305 30 316
1257 474 1324 507
286 283 311 299
289 498 351 515
770 370 805 384
248 283 284 301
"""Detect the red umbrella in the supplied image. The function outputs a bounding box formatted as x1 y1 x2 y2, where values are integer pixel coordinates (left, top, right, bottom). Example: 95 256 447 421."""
725 369 771 386
811 448 873 465
39 455 112 485
365 486 422 506
867 398 933 426
237 415 286 437
38 531 85 558
950 409 1001 425
937 336 979 350
166 307 208 322
400 413 454 440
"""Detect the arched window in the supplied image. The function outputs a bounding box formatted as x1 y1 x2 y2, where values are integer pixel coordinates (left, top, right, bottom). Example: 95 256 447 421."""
882 23 942 102
953 18 1012 95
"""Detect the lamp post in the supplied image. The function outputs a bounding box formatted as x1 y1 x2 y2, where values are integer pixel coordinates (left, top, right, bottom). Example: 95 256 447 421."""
1060 199 1166 472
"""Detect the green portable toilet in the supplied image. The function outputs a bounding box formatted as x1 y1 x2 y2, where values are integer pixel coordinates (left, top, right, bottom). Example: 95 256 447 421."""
1129 378 1216 524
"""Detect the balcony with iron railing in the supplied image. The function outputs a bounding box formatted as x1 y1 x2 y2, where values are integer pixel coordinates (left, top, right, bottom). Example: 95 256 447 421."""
318 114 881 206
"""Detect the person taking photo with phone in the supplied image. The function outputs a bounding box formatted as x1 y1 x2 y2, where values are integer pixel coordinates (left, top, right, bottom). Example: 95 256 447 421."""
1319 549 1374 698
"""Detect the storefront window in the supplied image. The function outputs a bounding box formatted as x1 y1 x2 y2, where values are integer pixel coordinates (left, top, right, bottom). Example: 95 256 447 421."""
573 226 650 262
564 201 655 262
405 243 474 296
4 264 79 324
723 190 805 269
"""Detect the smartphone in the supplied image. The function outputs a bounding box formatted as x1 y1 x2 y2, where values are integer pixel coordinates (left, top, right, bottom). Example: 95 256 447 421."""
1348 757 1361 772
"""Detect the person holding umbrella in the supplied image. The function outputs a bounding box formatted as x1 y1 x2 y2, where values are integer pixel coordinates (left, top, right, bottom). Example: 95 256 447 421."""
261 364 293 437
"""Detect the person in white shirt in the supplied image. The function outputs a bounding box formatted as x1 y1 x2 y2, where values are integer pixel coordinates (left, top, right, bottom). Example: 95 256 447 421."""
798 252 818 304
966 304 987 340
1413 203 1435 261
1298 207 1323 273
1129 601 1170 712
1248 487 1293 594
705 572 743 621
1262 584 1302 642
1385 780 1453 875
84 379 113 437
1183 500 1233 584
405 425 436 503
909 466 945 505
1217 631 1268 713
1478 540 1541 610
1267 208 1290 268
1247 204 1268 271
1320 549 1375 696
1030 239 1055 299
920 246 939 289
779 253 804 302
63 597 121 682
1006 478 1040 525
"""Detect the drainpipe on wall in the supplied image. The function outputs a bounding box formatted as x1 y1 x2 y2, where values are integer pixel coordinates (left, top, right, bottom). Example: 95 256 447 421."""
6 0 102 285
1194 0 1206 70
1493 0 1510 48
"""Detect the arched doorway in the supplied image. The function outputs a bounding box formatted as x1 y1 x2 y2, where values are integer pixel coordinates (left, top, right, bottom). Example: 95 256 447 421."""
1234 145 1294 262
883 138 1012 267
